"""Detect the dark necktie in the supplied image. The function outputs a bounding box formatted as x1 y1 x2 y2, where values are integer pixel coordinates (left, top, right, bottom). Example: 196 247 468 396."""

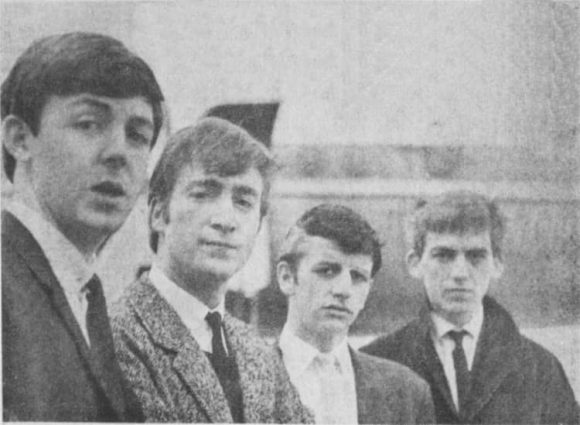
448 330 470 416
206 311 228 361
85 274 123 419
205 312 244 422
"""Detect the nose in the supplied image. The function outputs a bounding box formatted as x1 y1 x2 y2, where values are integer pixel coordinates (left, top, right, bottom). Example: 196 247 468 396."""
331 272 353 298
100 125 128 170
209 197 238 234
450 253 470 282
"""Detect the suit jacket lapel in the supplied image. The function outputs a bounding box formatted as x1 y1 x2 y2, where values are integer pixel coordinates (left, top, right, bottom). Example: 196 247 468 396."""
224 314 272 424
463 297 520 421
130 279 232 423
2 212 127 416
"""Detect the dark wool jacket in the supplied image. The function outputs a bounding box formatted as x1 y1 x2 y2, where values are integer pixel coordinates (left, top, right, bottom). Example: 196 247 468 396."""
361 296 579 424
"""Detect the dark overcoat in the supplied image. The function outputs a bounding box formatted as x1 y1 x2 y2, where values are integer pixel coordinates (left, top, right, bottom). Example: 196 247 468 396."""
362 296 579 424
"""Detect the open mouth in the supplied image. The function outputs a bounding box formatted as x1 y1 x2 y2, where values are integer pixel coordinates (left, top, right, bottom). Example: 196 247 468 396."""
91 182 126 198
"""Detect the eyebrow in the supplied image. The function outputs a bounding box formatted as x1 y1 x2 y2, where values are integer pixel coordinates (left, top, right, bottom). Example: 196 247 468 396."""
234 185 259 198
184 178 223 191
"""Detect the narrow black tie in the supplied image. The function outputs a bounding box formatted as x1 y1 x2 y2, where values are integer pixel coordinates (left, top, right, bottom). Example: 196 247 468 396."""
448 330 470 416
85 274 123 419
206 311 228 360
205 312 244 422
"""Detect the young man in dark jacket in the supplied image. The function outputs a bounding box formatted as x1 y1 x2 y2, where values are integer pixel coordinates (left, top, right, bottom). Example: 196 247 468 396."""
362 190 579 424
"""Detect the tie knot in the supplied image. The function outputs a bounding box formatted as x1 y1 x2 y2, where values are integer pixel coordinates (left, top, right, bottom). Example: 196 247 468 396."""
448 329 468 346
206 311 223 333
85 274 102 300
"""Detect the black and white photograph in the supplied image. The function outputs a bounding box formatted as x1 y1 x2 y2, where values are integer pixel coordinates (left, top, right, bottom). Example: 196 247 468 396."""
1 0 579 423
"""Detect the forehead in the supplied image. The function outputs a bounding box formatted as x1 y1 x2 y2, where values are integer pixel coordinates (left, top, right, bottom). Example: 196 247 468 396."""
296 236 373 271
40 94 154 122
424 231 492 251
174 162 264 193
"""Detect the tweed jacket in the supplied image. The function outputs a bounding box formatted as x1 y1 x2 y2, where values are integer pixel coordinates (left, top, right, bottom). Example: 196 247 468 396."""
351 348 435 424
111 275 313 423
1 211 142 422
362 296 580 424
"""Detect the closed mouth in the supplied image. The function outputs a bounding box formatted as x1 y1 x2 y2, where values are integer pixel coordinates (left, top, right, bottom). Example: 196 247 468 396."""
91 182 126 198
201 240 237 249
324 305 352 315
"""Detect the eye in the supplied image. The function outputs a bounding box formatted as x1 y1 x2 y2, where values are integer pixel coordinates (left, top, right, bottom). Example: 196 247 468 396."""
314 264 340 278
127 127 152 147
432 249 456 263
351 270 370 285
466 250 488 265
234 195 257 211
74 119 100 132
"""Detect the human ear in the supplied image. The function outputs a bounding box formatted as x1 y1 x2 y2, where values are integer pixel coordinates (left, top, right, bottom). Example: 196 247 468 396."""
2 115 34 162
406 250 423 279
277 261 297 296
149 198 169 235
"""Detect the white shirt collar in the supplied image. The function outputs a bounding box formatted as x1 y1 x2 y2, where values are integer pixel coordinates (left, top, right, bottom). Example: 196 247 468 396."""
279 325 353 377
430 304 484 343
148 263 226 353
5 200 96 298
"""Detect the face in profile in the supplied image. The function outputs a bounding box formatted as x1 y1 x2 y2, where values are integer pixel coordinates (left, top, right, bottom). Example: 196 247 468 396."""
16 93 154 246
151 163 263 286
279 236 374 345
408 231 503 326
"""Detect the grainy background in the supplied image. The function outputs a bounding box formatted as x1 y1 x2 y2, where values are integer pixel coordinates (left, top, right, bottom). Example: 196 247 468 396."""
2 0 578 398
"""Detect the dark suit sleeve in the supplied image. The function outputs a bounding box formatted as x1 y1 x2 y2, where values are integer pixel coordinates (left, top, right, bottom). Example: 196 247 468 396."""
271 348 315 423
112 317 173 422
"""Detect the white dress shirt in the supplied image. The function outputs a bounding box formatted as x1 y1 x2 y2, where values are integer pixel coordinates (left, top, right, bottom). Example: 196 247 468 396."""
5 200 97 344
279 326 358 424
149 264 227 354
430 307 484 410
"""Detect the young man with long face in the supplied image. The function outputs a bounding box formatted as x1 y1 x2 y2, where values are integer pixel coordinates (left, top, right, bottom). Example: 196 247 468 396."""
362 190 579 424
277 204 434 424
111 117 312 423
1 32 164 421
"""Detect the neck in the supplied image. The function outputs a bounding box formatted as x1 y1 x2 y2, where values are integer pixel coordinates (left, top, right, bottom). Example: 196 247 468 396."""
287 316 346 354
156 256 228 310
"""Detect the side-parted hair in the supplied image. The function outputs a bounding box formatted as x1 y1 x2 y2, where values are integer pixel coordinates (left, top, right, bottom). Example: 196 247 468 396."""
407 190 506 260
1 32 165 181
278 204 383 277
148 117 276 252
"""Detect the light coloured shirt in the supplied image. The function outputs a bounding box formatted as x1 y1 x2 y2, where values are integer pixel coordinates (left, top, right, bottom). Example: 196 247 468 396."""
430 307 484 410
279 326 358 424
149 264 227 354
5 201 97 344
